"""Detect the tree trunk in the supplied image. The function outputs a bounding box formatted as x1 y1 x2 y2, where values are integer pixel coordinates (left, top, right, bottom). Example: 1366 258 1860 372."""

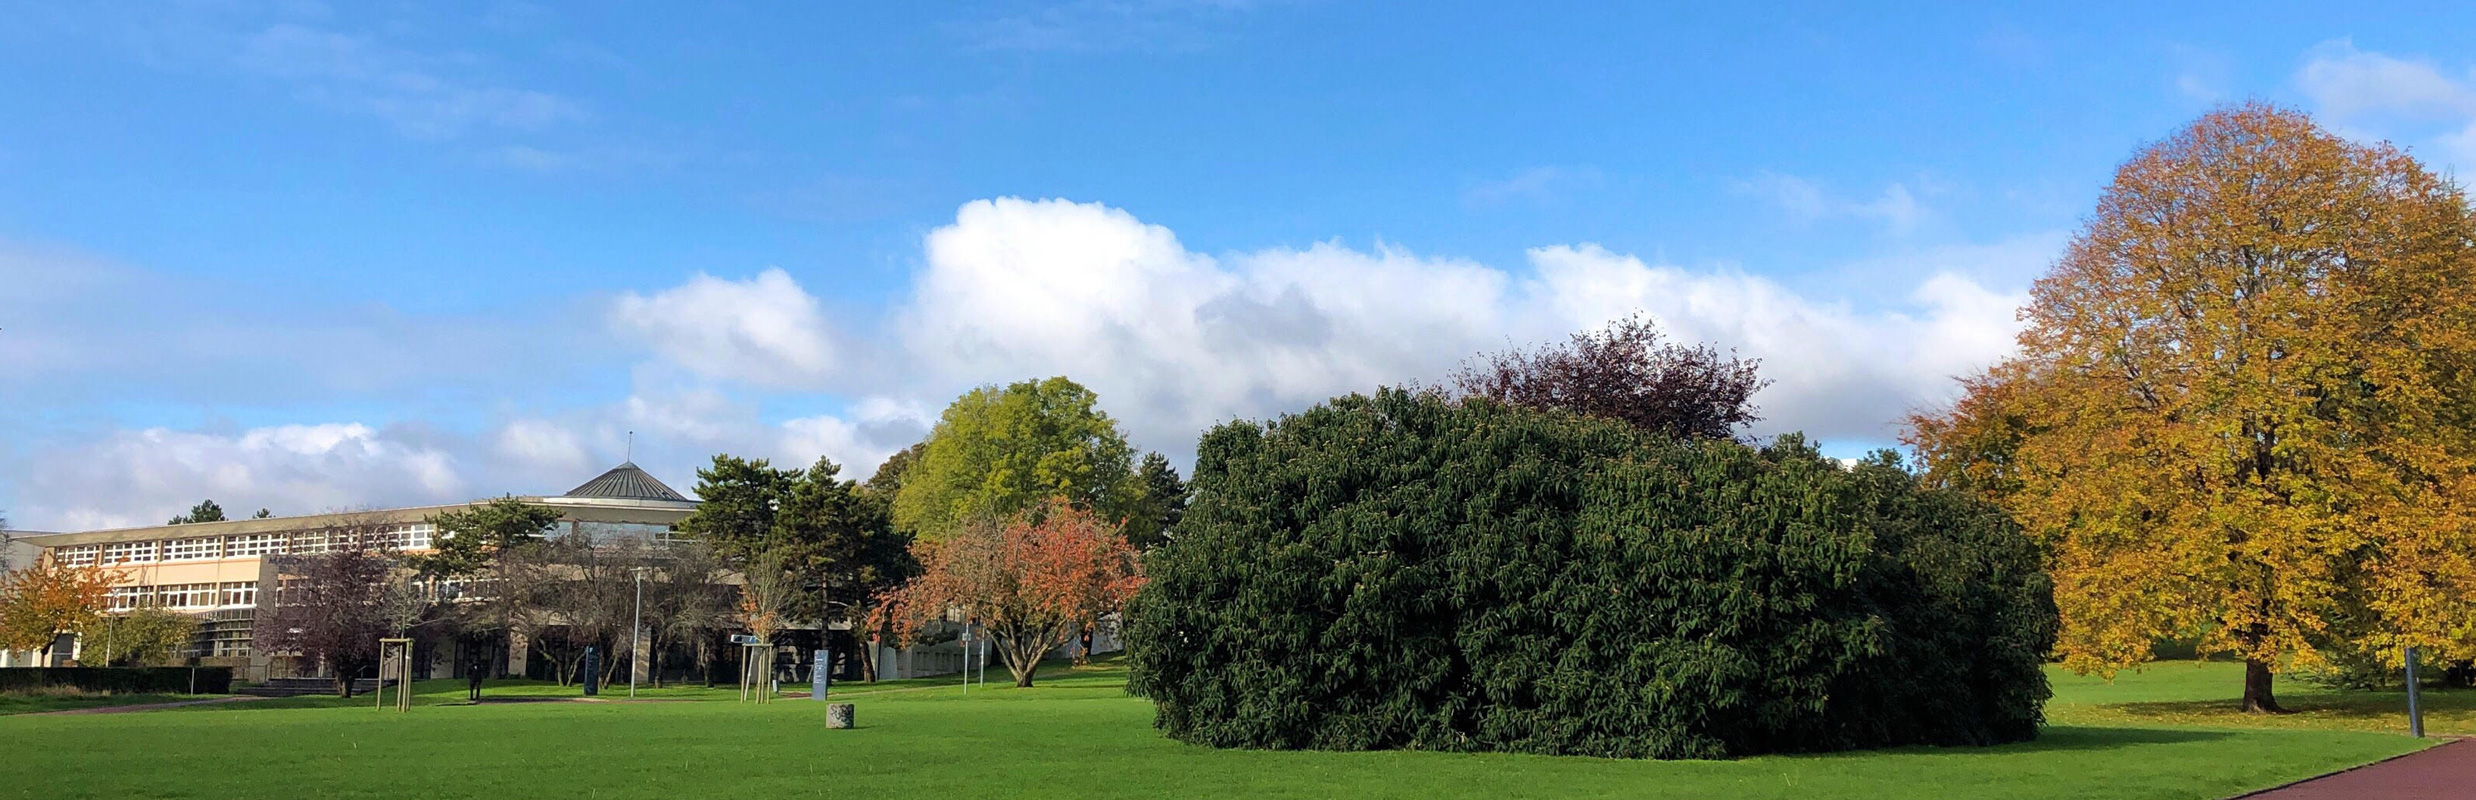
2242 657 2286 713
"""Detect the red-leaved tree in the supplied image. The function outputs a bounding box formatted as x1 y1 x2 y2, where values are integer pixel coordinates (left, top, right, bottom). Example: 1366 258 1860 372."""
872 502 1143 687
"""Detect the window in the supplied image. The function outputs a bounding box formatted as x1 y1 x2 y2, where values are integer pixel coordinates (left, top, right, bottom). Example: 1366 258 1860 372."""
403 523 434 551
289 532 328 555
164 537 221 561
102 541 157 565
226 534 285 557
107 586 155 611
53 545 99 567
219 582 258 608
160 583 217 608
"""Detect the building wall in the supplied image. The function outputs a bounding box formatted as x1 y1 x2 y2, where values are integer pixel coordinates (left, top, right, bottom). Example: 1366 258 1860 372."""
14 497 695 679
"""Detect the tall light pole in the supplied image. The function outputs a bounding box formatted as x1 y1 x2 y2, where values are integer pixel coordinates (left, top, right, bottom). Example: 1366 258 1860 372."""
630 566 646 698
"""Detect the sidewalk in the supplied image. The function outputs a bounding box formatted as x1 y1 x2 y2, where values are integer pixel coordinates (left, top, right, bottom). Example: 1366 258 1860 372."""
2238 738 2475 799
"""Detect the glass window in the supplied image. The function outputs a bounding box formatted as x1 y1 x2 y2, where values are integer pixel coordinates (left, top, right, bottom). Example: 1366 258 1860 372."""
107 586 155 611
289 532 328 555
404 523 434 551
164 537 221 561
102 541 158 565
219 582 258 607
226 534 285 557
160 583 216 608
54 545 100 567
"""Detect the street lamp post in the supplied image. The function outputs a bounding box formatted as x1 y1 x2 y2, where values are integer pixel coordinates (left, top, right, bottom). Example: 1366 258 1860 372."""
630 566 645 699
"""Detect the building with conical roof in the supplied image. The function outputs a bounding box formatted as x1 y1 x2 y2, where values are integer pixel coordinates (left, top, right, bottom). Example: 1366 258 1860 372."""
3 462 699 676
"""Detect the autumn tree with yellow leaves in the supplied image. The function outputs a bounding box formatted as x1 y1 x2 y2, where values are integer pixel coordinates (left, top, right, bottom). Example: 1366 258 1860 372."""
1909 104 2476 712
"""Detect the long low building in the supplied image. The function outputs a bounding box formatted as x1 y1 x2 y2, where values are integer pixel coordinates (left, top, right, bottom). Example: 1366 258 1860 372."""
0 462 697 676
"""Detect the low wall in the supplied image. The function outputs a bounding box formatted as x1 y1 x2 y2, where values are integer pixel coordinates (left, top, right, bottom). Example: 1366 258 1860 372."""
0 667 233 695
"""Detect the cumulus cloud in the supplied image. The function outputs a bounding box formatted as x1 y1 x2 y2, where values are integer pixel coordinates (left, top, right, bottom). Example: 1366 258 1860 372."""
627 197 2040 465
5 198 2048 530
17 424 466 531
610 269 839 388
2295 40 2476 171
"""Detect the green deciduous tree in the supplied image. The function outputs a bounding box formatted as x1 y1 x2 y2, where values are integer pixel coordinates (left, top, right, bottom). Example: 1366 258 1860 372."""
78 608 199 667
892 377 1149 543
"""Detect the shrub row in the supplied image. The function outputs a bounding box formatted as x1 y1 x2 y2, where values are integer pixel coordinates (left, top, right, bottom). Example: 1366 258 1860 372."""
1123 390 2056 759
0 667 233 695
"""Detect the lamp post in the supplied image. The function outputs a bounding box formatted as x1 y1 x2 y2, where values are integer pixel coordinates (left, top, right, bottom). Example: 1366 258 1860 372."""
630 566 646 699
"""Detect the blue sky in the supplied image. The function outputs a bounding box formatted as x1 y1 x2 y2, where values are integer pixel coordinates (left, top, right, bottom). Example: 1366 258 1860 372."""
5 1 2475 529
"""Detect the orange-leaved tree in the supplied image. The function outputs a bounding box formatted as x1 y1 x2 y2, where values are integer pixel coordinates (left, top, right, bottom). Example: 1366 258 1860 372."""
872 501 1143 687
1908 104 2476 712
0 558 122 663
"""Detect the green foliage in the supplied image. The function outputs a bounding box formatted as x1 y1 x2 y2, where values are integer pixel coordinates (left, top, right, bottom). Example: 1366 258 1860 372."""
1127 452 1187 550
863 442 925 500
1125 390 2056 759
892 377 1148 542
678 454 917 623
418 498 563 577
76 609 201 666
166 500 225 525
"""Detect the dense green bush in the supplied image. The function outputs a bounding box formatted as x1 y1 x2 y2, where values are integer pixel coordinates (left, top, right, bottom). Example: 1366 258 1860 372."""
1123 390 2056 759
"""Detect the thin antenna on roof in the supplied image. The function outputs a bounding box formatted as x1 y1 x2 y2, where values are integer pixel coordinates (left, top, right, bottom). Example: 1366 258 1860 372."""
626 431 635 463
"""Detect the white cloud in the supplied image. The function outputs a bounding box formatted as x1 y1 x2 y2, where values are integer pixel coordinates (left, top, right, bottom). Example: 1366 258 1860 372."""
1463 166 1601 208
236 23 587 139
609 269 838 388
1734 171 1935 236
606 197 2038 462
955 0 1273 53
2295 40 2476 171
17 424 467 531
7 199 2050 530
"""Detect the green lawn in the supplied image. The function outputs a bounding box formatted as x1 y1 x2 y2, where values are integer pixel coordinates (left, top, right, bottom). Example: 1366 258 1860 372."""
0 692 210 716
2049 659 2475 736
0 658 2435 800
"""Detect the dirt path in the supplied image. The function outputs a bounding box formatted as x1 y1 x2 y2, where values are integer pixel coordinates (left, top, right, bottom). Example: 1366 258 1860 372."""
24 696 268 716
2237 738 2475 799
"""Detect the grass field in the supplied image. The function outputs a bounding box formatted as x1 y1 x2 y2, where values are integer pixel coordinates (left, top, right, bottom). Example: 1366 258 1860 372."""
0 658 2439 800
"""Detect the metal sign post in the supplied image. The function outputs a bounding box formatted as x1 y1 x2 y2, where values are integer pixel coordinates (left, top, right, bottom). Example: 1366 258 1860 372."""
812 649 831 701
959 628 973 696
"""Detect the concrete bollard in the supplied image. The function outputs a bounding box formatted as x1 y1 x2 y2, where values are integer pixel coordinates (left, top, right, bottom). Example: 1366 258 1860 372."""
826 702 855 729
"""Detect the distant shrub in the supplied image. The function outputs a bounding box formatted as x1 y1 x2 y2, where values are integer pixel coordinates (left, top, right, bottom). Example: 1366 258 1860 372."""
1124 390 2056 759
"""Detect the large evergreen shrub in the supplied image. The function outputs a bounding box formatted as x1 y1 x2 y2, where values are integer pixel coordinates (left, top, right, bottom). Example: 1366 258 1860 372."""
1123 390 2055 759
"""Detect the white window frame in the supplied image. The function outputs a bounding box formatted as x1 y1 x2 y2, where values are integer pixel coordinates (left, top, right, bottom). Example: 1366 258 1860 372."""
164 537 221 561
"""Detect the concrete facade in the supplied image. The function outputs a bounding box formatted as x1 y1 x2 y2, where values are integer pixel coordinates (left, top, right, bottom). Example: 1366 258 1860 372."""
6 464 696 679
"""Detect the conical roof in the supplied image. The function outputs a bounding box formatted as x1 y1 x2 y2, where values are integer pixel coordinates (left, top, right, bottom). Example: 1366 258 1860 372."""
564 462 690 502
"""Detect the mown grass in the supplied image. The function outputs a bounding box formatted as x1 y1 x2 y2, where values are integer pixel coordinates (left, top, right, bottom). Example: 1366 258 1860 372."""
0 691 210 716
0 657 2433 800
2047 659 2474 736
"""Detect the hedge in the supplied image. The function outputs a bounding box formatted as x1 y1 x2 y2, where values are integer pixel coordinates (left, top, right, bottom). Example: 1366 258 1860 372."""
0 667 233 695
1123 390 2057 759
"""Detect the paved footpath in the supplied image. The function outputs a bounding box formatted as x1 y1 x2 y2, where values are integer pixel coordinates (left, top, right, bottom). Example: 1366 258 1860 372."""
2238 738 2476 799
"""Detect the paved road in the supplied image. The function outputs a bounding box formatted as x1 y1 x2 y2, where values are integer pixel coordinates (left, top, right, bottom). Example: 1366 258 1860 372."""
2240 738 2475 799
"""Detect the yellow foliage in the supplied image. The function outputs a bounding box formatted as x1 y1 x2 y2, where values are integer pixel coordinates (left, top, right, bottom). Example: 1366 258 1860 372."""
1911 105 2476 696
